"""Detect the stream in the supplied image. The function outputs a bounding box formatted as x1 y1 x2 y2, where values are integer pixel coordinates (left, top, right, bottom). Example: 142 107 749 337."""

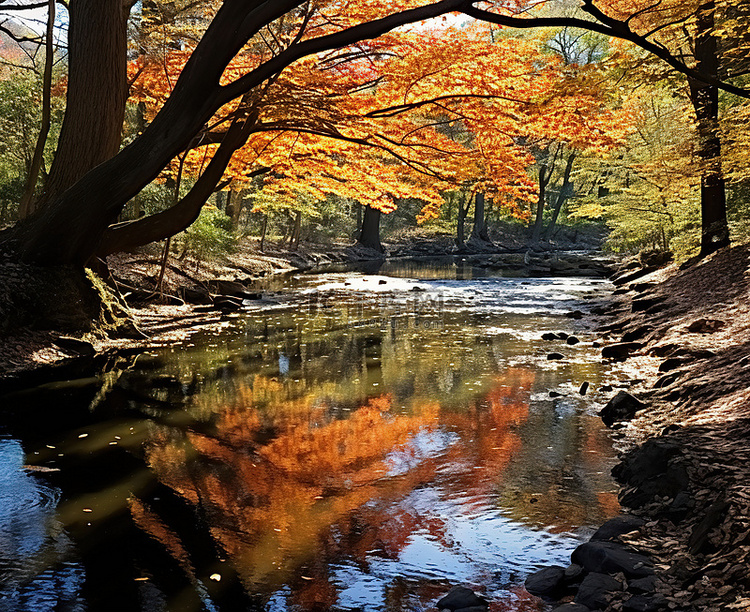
0 261 624 612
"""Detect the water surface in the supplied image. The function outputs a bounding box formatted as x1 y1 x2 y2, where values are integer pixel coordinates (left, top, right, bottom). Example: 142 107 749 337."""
0 264 621 611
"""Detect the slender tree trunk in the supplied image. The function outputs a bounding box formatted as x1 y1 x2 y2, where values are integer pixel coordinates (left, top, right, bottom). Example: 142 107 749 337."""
354 201 362 239
543 152 576 242
259 213 268 252
532 163 550 243
290 211 301 250
37 0 129 209
470 192 489 242
19 0 55 218
456 191 472 247
225 189 242 228
690 0 729 257
358 205 383 252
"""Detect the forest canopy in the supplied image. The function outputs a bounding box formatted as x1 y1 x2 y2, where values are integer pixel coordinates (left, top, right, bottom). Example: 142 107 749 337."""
0 0 746 264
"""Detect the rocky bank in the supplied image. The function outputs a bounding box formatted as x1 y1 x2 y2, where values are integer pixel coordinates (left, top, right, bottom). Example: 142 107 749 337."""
525 244 750 612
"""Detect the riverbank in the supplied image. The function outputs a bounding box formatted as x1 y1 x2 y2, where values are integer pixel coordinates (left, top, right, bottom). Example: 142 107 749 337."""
528 244 750 612
0 237 612 389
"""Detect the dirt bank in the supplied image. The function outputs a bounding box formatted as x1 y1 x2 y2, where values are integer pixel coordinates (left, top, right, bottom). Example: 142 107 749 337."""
528 244 750 612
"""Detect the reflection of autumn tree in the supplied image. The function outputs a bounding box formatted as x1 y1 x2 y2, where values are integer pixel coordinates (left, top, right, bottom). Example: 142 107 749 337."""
144 391 439 590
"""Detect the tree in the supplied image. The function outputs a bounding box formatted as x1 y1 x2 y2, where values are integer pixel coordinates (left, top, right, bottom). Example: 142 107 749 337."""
2 0 746 273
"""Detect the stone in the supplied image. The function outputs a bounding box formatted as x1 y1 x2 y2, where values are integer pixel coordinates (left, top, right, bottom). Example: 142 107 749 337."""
599 391 646 427
436 586 488 611
622 326 654 342
566 336 580 345
542 332 558 341
551 605 590 612
565 310 584 319
525 565 566 598
564 563 585 581
556 332 570 340
658 357 690 372
52 336 96 357
591 515 645 542
601 342 643 361
572 541 654 578
620 464 689 509
453 608 488 612
686 318 725 333
628 575 657 594
623 594 668 612
612 438 681 487
547 353 565 360
579 382 590 395
631 297 666 312
574 572 622 610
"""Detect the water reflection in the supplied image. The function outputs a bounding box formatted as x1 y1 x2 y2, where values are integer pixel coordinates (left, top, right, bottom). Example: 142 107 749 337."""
0 272 619 611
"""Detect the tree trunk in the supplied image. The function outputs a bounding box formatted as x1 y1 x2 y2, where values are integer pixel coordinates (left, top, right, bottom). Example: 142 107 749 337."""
543 152 576 242
456 191 472 247
259 213 268 252
10 0 467 266
470 192 489 241
225 189 243 228
531 163 550 243
37 0 129 210
358 205 383 252
290 211 301 250
18 0 55 218
690 0 729 257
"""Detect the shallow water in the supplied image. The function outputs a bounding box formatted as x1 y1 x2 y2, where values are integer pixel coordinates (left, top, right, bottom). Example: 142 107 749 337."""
0 264 622 611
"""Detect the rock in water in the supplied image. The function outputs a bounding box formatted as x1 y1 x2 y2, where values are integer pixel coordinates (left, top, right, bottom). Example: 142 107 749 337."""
436 586 488 611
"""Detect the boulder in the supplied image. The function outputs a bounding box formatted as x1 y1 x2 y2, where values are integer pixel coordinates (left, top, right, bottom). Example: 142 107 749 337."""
572 541 654 578
658 357 690 372
542 332 559 341
579 382 590 395
621 326 653 342
524 565 566 598
566 336 580 345
620 464 690 510
574 572 622 610
565 310 584 319
436 586 488 611
599 391 646 427
547 353 565 360
591 515 645 542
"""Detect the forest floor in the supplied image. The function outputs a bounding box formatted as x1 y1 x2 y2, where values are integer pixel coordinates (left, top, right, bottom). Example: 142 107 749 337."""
581 244 750 612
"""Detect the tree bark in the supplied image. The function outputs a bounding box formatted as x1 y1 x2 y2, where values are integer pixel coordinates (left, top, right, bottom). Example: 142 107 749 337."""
690 0 730 257
18 0 55 218
470 192 489 242
358 205 383 252
37 0 129 209
456 193 468 247
532 162 552 243
543 152 576 242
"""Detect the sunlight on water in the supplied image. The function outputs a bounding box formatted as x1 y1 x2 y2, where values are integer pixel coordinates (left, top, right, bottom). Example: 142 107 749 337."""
0 263 620 611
